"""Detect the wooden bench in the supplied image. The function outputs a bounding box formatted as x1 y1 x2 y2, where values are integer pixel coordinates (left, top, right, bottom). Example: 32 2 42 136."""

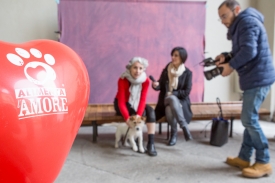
82 102 271 142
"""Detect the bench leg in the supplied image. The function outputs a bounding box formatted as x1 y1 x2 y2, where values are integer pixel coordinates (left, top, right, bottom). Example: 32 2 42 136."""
229 117 234 138
159 123 162 134
92 120 97 143
167 123 170 140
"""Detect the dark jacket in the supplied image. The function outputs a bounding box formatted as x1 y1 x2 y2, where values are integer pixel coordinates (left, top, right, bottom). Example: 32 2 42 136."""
227 8 275 90
153 63 193 123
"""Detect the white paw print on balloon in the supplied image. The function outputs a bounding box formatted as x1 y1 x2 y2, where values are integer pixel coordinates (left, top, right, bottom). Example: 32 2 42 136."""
6 48 56 85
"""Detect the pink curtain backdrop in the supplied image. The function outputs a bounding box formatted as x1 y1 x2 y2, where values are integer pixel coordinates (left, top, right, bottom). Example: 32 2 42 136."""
58 0 206 104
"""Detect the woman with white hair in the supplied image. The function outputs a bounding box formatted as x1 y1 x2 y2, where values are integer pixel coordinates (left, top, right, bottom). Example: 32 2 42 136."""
114 57 157 156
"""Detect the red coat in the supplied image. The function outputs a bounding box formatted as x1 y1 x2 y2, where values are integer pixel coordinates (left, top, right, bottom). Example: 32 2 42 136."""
115 77 149 120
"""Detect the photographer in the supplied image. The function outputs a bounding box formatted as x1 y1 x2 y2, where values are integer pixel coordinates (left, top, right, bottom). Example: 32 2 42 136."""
215 0 275 178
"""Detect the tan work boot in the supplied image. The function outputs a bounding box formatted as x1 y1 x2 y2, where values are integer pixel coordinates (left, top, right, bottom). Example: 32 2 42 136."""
242 163 272 178
226 157 250 170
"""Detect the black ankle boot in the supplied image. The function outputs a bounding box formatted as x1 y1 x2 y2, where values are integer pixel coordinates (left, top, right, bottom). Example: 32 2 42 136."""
168 132 177 146
146 143 157 156
182 126 193 141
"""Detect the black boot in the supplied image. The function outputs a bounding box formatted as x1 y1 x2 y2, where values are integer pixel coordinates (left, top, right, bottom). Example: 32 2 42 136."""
146 134 157 156
168 132 177 146
168 121 177 146
146 143 157 156
182 126 193 141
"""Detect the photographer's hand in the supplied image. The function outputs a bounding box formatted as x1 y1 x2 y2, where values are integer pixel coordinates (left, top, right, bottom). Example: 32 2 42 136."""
219 63 234 76
215 54 225 66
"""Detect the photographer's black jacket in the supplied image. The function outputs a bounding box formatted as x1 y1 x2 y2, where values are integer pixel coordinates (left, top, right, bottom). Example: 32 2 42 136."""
153 63 193 122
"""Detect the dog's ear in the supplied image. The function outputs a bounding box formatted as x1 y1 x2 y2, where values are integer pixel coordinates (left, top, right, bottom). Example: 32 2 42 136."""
141 116 146 122
130 115 135 121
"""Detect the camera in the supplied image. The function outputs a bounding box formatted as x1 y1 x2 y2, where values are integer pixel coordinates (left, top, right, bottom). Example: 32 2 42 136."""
200 54 231 80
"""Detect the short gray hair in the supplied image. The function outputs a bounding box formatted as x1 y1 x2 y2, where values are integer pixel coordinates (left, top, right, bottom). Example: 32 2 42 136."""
219 0 240 10
126 57 149 70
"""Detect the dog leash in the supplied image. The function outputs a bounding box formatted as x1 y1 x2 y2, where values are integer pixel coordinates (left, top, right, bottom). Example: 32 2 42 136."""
122 127 130 146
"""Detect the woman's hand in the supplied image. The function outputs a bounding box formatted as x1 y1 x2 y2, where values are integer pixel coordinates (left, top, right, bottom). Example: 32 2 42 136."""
152 81 159 88
125 118 131 127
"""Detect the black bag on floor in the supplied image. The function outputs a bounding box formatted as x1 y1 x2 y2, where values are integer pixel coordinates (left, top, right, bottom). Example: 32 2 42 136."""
210 98 229 147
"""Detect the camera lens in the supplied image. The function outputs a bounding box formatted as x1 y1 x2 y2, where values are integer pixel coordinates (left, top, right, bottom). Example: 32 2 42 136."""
204 71 213 80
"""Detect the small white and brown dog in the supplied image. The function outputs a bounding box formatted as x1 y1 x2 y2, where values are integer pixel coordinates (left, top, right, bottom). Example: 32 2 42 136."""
104 115 146 153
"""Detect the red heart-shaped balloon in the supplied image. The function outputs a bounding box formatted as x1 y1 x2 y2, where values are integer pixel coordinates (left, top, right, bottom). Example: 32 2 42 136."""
0 40 90 183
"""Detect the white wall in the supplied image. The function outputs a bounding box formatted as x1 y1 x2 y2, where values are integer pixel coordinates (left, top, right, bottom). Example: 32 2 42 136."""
0 0 58 43
254 0 275 120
